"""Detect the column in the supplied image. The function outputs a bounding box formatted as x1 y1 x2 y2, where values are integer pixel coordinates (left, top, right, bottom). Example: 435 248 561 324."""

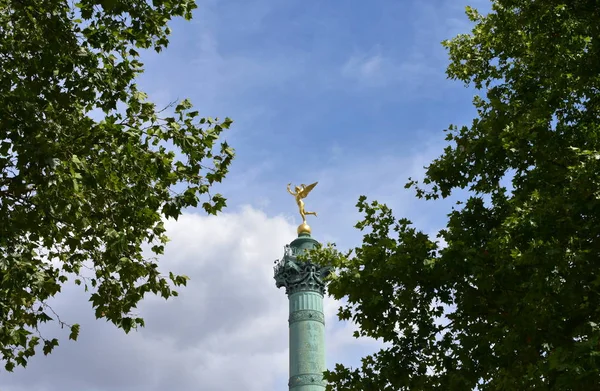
274 232 331 391
288 290 326 390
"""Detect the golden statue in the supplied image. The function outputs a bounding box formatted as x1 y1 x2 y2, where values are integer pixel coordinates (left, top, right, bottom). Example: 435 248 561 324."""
287 182 318 234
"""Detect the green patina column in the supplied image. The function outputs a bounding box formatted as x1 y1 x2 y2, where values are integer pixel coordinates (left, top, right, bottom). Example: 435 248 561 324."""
274 224 331 390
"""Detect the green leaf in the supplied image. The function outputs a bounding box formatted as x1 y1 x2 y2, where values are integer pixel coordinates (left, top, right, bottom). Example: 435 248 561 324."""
43 339 59 355
69 324 80 341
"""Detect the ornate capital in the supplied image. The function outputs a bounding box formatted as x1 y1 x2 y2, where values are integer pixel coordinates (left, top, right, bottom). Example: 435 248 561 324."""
274 255 331 295
288 373 326 388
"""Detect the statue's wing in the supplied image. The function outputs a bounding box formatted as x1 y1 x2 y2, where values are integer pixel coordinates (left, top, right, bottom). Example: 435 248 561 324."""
298 182 318 199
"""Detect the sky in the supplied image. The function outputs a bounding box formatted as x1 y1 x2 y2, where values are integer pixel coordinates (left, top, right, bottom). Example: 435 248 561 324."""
2 0 491 390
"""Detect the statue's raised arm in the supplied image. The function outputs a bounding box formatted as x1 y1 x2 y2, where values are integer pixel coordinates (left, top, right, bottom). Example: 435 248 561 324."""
287 183 296 196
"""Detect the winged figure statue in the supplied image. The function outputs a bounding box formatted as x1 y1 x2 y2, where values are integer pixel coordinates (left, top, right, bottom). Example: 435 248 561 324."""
287 182 318 224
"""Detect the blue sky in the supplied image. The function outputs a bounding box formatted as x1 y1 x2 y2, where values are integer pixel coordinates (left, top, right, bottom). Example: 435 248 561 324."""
138 0 488 245
2 1 492 390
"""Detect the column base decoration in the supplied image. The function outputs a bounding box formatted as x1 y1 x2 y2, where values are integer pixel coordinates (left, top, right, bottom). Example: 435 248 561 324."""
288 373 326 388
288 310 325 325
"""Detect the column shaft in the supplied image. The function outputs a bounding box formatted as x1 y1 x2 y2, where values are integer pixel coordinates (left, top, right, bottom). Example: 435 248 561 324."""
288 290 326 390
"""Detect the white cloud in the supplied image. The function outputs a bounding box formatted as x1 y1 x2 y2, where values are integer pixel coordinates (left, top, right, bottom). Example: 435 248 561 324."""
341 48 438 89
342 53 384 81
297 134 449 246
338 0 488 92
1 207 383 391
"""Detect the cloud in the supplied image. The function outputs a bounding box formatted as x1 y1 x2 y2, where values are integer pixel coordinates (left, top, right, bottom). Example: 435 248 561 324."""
139 0 304 116
300 133 454 247
337 0 488 93
1 207 383 391
341 48 438 89
342 52 384 81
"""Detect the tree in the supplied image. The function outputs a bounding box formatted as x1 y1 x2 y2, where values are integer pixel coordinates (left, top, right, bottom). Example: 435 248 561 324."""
313 1 600 389
0 0 234 371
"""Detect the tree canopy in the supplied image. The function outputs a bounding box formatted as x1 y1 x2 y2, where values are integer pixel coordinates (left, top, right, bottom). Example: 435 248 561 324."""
315 1 600 389
0 0 234 371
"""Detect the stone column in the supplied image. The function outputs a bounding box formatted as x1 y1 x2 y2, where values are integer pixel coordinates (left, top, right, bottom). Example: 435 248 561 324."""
274 231 331 391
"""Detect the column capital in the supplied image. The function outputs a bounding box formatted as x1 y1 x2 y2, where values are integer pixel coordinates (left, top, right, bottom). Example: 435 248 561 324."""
274 233 332 295
274 257 331 295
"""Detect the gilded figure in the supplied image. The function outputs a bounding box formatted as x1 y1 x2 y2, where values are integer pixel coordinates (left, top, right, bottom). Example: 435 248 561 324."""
287 182 318 224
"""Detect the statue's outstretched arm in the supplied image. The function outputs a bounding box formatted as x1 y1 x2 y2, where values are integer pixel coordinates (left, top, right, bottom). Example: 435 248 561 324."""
287 183 296 196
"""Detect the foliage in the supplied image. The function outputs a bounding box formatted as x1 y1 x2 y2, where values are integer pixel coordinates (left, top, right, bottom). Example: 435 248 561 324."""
0 0 234 371
314 1 600 389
